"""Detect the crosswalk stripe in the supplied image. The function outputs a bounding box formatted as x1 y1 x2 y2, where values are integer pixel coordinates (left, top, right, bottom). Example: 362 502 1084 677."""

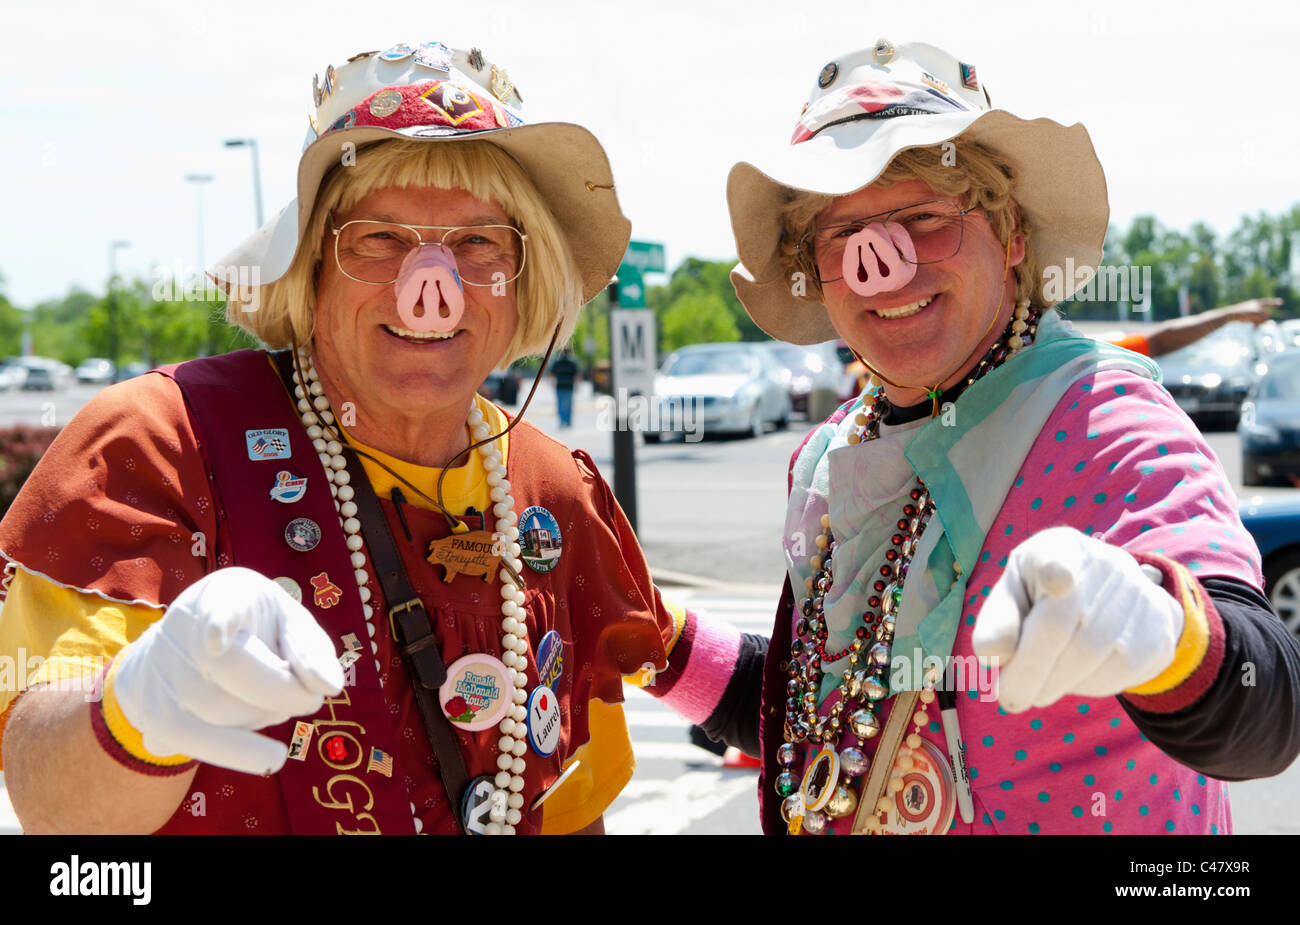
0 775 21 835
605 768 759 835
629 741 737 762
621 710 697 729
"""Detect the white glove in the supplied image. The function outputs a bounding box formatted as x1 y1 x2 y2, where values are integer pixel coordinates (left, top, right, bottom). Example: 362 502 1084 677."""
110 567 344 776
972 527 1184 712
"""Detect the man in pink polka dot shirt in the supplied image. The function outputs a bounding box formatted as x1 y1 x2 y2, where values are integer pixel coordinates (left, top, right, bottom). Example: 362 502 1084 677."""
685 38 1300 835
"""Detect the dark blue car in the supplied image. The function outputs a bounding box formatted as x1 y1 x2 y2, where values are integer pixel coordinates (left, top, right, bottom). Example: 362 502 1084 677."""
1240 350 1300 486
1240 495 1300 636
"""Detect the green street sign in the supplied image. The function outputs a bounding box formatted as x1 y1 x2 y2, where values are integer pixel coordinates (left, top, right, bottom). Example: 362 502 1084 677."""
615 266 646 307
615 240 664 307
622 240 665 273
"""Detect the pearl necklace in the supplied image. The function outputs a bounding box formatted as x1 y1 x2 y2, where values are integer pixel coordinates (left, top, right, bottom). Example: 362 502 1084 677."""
292 345 532 835
778 301 1038 834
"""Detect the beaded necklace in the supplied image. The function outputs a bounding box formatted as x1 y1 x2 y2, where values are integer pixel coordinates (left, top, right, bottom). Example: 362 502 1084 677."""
777 301 1038 834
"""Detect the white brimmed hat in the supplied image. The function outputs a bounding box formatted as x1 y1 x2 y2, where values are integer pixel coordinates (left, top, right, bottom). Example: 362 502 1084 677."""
727 39 1109 344
211 42 630 305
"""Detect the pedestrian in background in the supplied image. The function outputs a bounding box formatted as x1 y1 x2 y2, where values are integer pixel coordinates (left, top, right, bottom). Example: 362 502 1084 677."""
551 346 579 428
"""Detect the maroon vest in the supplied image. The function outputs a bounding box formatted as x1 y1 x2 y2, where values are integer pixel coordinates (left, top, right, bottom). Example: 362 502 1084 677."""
151 350 664 834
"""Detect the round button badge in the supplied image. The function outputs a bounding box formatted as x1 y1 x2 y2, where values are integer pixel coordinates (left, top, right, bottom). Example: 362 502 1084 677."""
877 738 955 835
536 630 564 689
518 506 562 573
526 685 561 757
439 653 515 731
284 517 321 552
272 576 303 603
460 775 498 835
369 89 404 118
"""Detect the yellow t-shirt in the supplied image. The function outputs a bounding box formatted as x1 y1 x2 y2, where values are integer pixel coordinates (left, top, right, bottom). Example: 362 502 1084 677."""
0 394 633 833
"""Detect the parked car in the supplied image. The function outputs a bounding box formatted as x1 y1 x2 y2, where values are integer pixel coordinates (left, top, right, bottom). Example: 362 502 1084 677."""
1240 496 1300 637
113 362 151 383
478 367 523 405
1253 319 1289 357
1280 318 1300 350
763 341 841 418
75 357 116 383
1240 349 1300 486
1156 323 1267 430
649 342 791 440
0 358 28 391
15 356 73 390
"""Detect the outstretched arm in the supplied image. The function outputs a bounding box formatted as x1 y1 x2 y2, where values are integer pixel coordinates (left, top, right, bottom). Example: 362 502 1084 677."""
1142 298 1280 357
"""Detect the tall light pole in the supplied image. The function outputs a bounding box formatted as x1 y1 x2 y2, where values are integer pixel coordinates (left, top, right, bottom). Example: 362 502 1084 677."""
184 173 214 269
185 173 215 357
224 138 264 228
107 240 130 370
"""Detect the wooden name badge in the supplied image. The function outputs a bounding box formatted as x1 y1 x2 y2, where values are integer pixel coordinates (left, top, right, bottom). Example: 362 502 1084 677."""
426 530 501 584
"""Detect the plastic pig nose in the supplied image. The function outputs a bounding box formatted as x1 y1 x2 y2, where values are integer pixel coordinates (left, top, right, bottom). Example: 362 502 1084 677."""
841 222 918 297
393 245 465 332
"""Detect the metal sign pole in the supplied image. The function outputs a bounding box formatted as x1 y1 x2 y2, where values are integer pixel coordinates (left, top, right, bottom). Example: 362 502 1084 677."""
609 285 638 533
608 241 665 534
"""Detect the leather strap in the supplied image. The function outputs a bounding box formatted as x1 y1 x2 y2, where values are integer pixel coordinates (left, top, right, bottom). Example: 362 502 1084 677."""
340 443 473 834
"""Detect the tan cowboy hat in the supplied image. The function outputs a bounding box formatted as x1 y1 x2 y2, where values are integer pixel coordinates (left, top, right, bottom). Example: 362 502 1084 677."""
727 39 1109 345
211 41 630 305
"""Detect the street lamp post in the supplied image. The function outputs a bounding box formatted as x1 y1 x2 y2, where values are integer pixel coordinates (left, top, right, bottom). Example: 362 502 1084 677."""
185 173 215 357
224 138 264 228
184 173 214 269
107 240 130 371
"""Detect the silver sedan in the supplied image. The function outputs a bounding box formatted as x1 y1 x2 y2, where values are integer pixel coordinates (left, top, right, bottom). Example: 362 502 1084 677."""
648 343 792 441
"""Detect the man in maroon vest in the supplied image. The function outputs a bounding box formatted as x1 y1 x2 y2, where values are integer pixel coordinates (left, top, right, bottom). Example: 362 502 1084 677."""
0 41 745 835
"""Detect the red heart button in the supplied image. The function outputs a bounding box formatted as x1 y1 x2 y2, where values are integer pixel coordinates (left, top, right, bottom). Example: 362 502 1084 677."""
539 693 548 711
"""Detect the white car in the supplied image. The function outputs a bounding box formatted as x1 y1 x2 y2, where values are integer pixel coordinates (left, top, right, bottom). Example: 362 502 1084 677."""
1279 318 1300 350
763 340 843 418
75 357 116 383
14 356 73 391
648 343 791 440
0 359 27 391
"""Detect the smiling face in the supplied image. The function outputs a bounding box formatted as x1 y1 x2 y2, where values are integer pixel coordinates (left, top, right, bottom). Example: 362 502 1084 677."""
815 178 1024 403
311 185 519 431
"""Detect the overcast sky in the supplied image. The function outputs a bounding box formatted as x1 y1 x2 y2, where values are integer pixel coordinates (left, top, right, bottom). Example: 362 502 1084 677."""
2 0 1297 308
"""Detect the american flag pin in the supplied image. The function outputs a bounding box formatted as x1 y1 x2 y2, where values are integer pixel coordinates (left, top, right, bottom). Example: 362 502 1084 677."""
368 746 394 777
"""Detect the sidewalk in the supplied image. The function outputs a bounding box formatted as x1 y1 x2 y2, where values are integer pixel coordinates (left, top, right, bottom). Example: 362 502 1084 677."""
0 774 22 834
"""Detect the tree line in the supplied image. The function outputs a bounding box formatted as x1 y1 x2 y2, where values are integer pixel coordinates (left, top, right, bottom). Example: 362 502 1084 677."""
1 206 1296 369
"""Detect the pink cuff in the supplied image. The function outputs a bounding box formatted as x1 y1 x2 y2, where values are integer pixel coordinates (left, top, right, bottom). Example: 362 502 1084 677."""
650 610 743 724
